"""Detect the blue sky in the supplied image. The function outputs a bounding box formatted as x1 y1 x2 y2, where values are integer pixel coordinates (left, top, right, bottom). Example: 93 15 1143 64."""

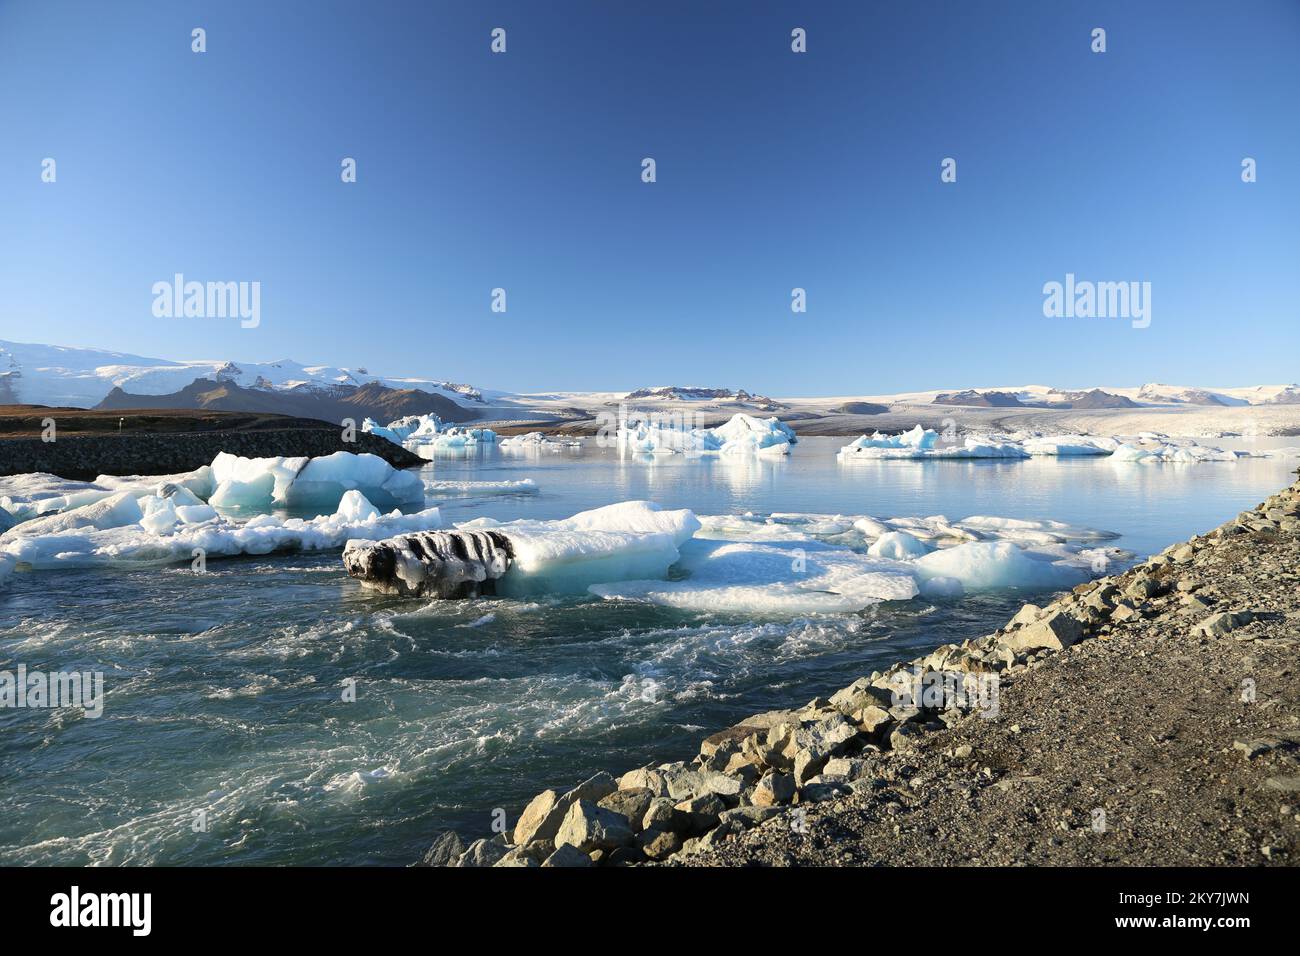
0 0 1296 394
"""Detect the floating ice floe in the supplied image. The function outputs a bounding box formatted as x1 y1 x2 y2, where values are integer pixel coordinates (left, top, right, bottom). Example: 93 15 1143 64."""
617 412 797 456
499 432 581 451
208 451 424 511
0 489 442 572
344 496 1125 613
674 509 1125 604
0 467 216 523
345 501 699 597
421 478 539 498
363 414 497 451
589 539 918 614
839 425 1293 463
1110 442 1237 463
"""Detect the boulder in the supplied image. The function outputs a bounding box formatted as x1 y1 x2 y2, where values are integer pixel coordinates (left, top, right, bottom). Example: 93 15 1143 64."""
752 771 796 807
453 838 508 868
541 843 594 867
1008 604 1042 628
1193 610 1254 638
1002 609 1083 653
617 766 669 796
420 830 465 867
554 800 635 854
642 797 691 834
673 793 726 834
512 771 617 845
598 788 656 832
829 678 892 715
493 845 542 867
638 827 685 861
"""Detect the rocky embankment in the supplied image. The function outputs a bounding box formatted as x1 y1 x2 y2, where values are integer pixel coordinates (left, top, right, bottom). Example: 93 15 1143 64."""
421 474 1300 868
0 429 421 480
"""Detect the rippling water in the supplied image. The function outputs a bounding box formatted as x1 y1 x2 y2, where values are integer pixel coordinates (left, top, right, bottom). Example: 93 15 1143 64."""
0 437 1293 865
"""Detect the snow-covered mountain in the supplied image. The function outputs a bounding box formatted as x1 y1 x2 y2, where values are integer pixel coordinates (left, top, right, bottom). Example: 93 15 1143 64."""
0 340 482 409
1 340 1295 420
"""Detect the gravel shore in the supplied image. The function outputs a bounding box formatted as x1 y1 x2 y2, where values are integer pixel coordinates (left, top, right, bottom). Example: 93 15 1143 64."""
425 473 1300 868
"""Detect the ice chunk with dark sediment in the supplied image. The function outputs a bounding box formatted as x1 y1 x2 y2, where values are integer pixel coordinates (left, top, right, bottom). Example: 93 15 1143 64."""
343 529 515 598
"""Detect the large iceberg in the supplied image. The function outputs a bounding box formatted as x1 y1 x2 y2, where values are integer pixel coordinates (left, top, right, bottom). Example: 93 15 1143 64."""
617 412 797 456
345 501 699 597
208 451 424 511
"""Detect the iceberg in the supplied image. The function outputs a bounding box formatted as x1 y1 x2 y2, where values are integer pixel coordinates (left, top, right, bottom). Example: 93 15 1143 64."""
617 412 796 456
209 451 424 511
343 529 514 598
363 414 497 451
912 541 1086 591
1110 442 1238 463
0 490 442 571
0 467 215 522
840 426 1249 463
345 501 700 598
499 432 580 450
589 538 918 614
422 478 539 497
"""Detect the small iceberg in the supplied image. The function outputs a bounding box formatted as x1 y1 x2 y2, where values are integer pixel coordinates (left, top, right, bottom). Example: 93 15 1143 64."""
363 414 497 451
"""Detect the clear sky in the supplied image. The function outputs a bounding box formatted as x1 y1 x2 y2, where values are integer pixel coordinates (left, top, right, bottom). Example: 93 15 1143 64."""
0 0 1296 395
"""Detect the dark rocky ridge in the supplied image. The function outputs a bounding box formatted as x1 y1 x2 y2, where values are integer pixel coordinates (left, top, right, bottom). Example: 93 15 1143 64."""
0 407 421 479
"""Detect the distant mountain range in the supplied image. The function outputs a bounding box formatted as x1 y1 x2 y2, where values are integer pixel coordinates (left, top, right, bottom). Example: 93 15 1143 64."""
624 386 786 410
2 341 1297 429
932 388 1140 409
0 340 482 410
96 377 475 424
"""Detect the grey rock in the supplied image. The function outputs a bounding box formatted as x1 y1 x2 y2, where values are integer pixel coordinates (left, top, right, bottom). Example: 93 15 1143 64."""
752 771 796 807
554 799 635 853
598 788 655 832
454 838 508 867
420 830 465 867
541 843 594 867
1193 610 1254 638
1003 609 1083 653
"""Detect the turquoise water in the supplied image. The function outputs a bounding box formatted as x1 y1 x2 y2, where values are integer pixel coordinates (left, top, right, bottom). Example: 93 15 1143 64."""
0 437 1293 865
